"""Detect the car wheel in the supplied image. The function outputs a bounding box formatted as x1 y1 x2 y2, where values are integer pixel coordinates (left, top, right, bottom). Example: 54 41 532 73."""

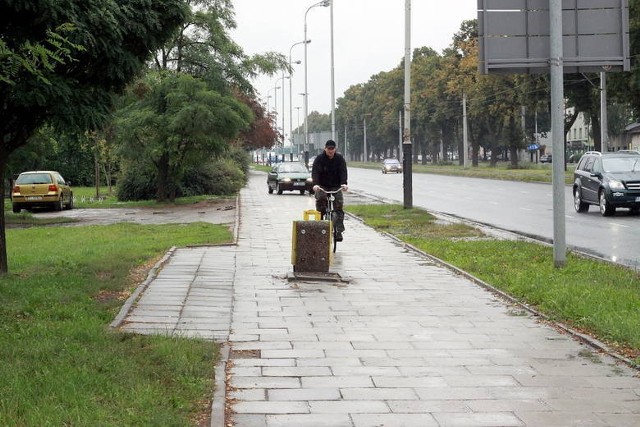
65 194 74 210
54 198 63 211
12 203 20 214
573 187 589 213
276 184 283 195
299 189 305 195
268 185 273 194
599 190 615 216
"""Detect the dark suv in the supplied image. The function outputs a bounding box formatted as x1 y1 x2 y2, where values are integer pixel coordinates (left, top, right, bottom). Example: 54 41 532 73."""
573 151 640 216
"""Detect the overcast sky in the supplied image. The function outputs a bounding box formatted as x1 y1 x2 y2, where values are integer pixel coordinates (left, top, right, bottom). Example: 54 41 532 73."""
230 0 476 139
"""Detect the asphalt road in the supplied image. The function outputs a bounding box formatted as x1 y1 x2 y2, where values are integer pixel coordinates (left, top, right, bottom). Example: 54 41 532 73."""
348 167 640 269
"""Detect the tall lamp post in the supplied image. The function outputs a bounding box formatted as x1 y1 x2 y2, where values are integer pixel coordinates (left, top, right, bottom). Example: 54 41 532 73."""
267 86 280 155
290 40 309 157
304 0 330 166
295 106 302 155
275 76 289 148
329 0 335 141
272 83 281 114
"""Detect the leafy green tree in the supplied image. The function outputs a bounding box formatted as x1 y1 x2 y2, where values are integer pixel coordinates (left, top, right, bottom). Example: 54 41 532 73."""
151 0 288 94
336 84 365 160
0 0 187 273
8 127 96 186
114 72 252 201
306 111 331 133
149 0 288 152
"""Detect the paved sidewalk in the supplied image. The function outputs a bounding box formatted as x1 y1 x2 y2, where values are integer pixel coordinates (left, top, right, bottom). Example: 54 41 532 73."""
119 172 640 427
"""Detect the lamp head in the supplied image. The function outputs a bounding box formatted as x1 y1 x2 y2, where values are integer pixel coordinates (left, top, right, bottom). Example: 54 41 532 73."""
321 0 330 6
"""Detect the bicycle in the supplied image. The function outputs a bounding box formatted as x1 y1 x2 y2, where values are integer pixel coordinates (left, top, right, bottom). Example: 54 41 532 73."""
315 187 343 253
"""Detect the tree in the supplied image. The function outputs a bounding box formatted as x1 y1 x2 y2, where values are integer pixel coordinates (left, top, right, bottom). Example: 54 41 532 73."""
114 72 253 201
151 0 288 96
0 0 188 273
235 92 279 150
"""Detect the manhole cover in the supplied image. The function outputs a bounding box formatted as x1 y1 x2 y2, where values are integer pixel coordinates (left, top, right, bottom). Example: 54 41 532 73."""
287 271 350 283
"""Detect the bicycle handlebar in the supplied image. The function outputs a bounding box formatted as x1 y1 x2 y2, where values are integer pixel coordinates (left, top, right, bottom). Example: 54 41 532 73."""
315 186 344 194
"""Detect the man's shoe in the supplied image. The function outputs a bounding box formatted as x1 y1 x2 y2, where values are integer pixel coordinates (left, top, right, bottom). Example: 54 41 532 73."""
335 232 343 242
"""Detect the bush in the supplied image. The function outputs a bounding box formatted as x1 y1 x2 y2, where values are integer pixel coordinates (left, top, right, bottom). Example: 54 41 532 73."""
172 159 245 197
227 145 251 176
116 164 157 201
116 152 247 201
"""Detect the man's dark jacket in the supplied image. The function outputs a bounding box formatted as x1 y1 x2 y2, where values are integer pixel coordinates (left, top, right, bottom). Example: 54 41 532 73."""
311 152 348 190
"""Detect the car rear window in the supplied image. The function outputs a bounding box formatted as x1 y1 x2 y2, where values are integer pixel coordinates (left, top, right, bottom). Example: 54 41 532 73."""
16 173 52 184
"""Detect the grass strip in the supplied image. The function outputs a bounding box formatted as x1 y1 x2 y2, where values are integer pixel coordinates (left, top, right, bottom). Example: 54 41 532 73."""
347 204 640 365
0 222 231 425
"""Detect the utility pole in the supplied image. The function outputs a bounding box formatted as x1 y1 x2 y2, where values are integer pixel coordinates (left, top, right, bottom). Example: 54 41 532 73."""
600 72 609 152
402 0 412 208
463 93 469 168
550 0 566 267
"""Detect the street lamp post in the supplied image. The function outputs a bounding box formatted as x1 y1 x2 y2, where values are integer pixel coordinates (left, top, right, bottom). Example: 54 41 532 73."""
272 83 281 114
266 87 280 153
329 0 335 141
295 106 302 155
289 40 309 157
299 92 307 157
275 76 288 148
304 0 330 167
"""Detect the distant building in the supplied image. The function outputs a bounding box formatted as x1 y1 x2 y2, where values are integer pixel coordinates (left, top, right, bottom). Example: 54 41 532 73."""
615 123 640 152
565 109 594 153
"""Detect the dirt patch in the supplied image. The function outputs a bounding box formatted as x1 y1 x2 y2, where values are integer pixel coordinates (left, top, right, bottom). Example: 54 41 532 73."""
24 198 237 227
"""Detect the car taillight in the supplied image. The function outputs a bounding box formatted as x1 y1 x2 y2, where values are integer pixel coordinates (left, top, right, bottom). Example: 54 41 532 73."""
12 185 20 193
48 184 58 192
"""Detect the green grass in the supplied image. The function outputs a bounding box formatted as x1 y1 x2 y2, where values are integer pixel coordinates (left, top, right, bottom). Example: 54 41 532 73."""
71 186 233 209
0 222 232 425
347 204 640 365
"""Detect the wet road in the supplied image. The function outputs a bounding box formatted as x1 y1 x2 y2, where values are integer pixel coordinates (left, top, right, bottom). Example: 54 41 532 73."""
348 168 640 269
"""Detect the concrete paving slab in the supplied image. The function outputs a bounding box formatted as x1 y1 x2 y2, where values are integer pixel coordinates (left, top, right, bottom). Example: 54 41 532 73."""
113 172 640 426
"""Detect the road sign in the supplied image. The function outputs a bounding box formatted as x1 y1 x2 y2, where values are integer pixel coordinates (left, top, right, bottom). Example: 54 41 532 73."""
478 0 630 74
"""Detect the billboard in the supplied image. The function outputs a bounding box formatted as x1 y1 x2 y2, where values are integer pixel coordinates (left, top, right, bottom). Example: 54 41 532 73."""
478 0 630 74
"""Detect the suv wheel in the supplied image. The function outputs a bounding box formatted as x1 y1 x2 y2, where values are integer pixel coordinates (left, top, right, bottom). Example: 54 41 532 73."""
573 187 589 213
599 190 615 216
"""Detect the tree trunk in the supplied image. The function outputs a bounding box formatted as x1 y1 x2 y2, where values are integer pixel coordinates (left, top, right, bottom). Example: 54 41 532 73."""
156 153 170 202
0 150 9 273
590 111 602 152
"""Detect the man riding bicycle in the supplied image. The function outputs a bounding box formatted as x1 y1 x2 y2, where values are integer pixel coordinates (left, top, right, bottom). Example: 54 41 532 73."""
311 139 348 241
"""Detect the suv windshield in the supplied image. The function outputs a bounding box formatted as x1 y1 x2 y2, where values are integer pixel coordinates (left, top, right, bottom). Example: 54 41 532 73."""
602 157 640 173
